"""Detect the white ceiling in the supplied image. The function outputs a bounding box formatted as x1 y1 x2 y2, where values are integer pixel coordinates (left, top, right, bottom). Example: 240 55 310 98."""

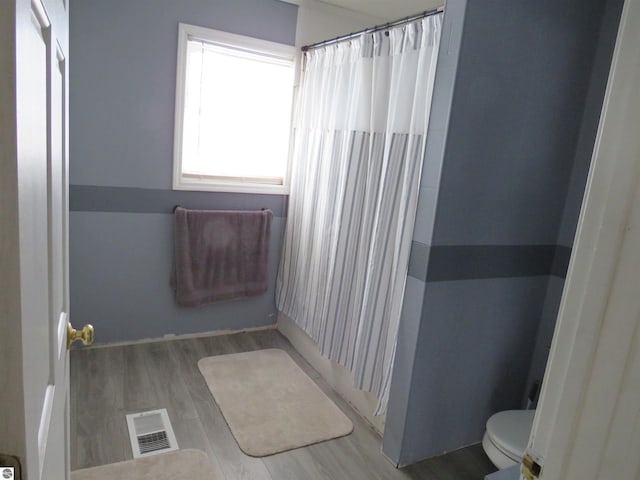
312 0 442 21
281 0 443 22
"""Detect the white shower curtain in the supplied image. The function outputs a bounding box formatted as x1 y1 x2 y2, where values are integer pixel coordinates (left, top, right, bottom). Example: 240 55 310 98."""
277 14 442 414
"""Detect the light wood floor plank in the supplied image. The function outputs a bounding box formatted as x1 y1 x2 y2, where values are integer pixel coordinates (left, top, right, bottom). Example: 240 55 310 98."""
72 413 130 469
167 338 273 480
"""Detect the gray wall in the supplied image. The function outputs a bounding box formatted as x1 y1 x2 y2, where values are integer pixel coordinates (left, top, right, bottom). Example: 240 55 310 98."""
523 0 624 405
384 0 619 466
69 0 297 343
557 0 625 249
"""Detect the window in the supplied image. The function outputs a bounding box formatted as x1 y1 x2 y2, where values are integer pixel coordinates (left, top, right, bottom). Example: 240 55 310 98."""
173 23 296 194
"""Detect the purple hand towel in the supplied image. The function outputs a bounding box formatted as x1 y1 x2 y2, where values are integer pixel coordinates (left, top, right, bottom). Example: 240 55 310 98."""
172 207 272 307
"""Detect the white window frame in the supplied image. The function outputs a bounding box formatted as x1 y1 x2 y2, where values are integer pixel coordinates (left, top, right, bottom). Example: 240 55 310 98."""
172 23 296 194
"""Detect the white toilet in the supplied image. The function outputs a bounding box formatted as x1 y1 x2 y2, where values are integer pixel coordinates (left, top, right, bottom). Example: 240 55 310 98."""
482 409 536 469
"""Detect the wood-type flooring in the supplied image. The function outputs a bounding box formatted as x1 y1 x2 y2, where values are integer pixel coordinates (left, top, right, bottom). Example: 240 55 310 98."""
70 329 497 479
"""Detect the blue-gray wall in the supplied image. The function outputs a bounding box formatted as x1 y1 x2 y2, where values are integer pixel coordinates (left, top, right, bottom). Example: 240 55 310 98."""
523 0 624 405
384 0 620 465
69 0 297 343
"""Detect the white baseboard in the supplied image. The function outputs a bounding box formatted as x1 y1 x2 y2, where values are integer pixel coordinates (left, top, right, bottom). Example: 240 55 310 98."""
277 311 386 435
79 324 277 349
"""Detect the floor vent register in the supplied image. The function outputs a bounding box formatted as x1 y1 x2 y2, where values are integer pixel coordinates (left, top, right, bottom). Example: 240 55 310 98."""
125 408 178 458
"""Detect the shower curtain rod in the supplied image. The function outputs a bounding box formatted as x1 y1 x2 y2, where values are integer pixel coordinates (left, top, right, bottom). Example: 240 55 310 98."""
301 5 444 52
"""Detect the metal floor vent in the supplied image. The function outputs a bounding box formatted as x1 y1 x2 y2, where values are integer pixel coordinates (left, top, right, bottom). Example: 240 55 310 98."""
125 408 178 458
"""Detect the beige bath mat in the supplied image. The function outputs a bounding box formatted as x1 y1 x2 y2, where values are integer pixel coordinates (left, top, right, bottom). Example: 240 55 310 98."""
70 449 216 480
198 348 353 456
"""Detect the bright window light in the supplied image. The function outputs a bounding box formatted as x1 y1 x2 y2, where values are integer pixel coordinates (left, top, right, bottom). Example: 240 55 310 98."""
173 24 296 193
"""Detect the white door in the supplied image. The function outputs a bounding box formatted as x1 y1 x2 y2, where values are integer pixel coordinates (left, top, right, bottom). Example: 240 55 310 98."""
0 1 91 479
522 0 640 478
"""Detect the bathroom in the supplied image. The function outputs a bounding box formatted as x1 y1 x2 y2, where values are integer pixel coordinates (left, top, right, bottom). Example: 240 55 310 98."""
38 0 625 477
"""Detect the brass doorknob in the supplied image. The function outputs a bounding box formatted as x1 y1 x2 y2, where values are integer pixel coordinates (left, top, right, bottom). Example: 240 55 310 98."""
67 322 94 349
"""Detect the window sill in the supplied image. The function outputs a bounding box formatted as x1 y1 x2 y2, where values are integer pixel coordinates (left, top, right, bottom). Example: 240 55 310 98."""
173 178 289 195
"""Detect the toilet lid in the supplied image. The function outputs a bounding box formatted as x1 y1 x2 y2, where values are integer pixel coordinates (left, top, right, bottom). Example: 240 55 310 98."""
485 410 536 460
